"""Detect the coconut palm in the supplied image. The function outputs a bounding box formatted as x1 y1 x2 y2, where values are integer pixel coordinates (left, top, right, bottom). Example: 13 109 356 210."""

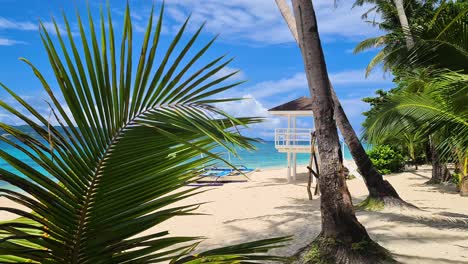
354 1 467 75
275 0 409 210
402 131 426 169
0 4 290 263
271 0 392 263
358 1 468 184
392 1 468 72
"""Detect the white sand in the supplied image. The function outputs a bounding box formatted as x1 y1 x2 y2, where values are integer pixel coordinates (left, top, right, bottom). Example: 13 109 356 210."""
1 165 467 263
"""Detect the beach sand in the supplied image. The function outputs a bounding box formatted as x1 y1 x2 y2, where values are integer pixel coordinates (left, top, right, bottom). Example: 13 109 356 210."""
1 165 467 263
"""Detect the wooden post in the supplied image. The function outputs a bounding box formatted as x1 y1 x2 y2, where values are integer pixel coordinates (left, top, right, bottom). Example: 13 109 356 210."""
293 116 297 181
307 132 314 200
287 115 292 182
307 131 320 199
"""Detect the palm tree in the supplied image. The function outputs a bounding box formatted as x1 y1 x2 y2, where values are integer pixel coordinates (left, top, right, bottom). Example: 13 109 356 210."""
0 4 290 263
392 2 468 72
354 0 434 50
356 1 468 184
284 0 391 262
365 71 468 181
275 0 409 209
402 131 426 170
352 0 439 76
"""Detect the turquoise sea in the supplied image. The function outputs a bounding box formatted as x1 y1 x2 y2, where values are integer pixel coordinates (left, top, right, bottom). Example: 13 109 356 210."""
0 140 354 187
218 141 354 169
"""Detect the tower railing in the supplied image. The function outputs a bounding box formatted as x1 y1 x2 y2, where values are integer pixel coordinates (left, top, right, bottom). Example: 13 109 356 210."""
274 128 314 150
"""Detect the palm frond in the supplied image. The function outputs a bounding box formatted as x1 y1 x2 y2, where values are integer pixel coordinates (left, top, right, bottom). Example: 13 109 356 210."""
389 4 468 72
0 3 288 263
353 35 387 54
365 71 468 160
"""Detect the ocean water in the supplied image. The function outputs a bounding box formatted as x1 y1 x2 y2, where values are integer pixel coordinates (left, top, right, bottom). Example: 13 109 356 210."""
0 141 48 185
218 141 354 169
0 140 355 188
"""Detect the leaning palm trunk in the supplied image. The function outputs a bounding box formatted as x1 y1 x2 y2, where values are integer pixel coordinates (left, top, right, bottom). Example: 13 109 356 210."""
290 0 391 263
329 88 413 208
393 0 415 49
275 0 411 209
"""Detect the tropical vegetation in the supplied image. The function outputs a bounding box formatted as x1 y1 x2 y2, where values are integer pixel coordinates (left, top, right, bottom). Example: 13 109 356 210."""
357 0 468 187
0 4 290 263
367 145 405 174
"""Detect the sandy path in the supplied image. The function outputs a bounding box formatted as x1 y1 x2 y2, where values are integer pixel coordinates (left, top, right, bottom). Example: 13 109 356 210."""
350 166 468 263
1 165 467 263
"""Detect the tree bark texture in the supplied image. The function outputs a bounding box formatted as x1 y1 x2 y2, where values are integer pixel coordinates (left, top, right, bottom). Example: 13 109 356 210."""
393 0 415 49
288 0 394 262
274 0 406 206
429 137 443 184
292 0 365 239
330 87 402 200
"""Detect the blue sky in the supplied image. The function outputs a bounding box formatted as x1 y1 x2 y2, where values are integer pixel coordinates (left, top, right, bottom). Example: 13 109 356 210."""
0 0 394 139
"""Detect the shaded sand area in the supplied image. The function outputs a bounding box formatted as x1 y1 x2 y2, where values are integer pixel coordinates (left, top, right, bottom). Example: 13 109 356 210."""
1 165 467 263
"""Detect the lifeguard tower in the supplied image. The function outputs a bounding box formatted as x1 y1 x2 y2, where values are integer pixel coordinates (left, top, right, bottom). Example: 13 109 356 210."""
268 97 316 182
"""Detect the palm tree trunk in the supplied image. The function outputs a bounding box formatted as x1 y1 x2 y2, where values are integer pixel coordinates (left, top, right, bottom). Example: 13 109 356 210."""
329 88 403 199
393 0 415 49
275 0 299 42
291 0 390 262
428 136 442 184
275 0 411 209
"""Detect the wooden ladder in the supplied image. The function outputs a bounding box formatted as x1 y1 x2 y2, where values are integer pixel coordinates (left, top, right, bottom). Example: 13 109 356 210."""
307 131 320 200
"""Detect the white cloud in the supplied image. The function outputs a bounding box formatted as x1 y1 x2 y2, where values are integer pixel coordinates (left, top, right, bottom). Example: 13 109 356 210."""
329 69 391 84
229 68 391 100
338 97 371 133
340 98 370 119
217 95 281 134
159 0 382 45
0 91 75 126
218 95 269 117
216 94 318 139
249 72 306 98
0 17 71 35
212 66 246 81
228 72 307 100
0 37 26 46
0 17 36 31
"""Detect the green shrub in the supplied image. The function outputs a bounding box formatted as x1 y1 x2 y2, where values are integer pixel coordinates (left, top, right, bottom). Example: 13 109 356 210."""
367 145 405 174
452 173 462 189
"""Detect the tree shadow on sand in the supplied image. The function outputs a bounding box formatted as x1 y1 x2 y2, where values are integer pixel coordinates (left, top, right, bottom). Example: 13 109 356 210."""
210 197 322 257
360 212 468 264
393 253 468 264
243 172 313 189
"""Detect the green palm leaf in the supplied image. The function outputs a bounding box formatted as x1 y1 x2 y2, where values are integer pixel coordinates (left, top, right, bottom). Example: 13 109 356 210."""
0 3 289 263
365 71 468 159
387 3 468 72
353 35 387 54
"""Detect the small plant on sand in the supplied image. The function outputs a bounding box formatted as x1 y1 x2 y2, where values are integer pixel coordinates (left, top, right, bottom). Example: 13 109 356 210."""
368 145 405 174
452 172 463 190
356 196 385 211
